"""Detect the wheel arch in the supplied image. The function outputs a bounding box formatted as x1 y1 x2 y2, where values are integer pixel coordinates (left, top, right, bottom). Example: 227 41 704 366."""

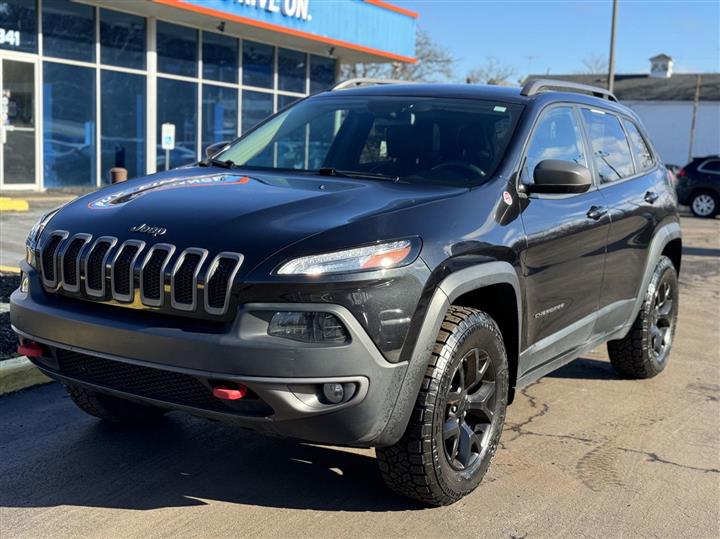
622 222 682 339
373 261 522 446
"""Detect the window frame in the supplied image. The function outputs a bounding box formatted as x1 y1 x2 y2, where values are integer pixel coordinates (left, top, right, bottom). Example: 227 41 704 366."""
516 102 599 199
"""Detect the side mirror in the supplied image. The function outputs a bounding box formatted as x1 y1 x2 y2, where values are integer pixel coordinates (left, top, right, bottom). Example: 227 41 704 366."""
526 159 592 194
205 141 231 159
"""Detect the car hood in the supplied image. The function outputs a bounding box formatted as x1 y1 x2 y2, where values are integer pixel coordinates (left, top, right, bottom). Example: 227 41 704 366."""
47 167 465 272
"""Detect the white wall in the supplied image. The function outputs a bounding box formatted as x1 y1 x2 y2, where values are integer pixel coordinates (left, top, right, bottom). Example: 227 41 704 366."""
624 101 720 166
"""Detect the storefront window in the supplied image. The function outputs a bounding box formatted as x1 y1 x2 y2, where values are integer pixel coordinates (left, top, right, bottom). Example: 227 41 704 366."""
202 32 237 83
42 0 95 62
278 48 306 93
100 9 146 70
157 78 198 169
101 71 146 182
310 55 336 93
43 62 96 187
242 90 273 133
157 21 197 77
0 0 38 53
278 94 300 109
202 85 238 153
242 40 273 89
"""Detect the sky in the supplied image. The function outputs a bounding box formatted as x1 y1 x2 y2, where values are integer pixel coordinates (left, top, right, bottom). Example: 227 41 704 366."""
392 0 720 82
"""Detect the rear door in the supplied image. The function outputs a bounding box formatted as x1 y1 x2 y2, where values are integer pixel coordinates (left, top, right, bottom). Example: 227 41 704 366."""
518 105 610 373
579 108 659 335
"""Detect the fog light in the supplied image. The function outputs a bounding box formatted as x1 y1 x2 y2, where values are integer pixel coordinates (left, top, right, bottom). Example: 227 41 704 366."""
268 311 349 344
20 272 29 293
322 383 344 404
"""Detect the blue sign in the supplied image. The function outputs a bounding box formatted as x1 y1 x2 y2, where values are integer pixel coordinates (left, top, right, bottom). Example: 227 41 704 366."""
156 0 417 61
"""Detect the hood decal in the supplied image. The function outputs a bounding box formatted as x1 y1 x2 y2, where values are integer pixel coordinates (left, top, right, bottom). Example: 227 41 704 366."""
89 174 250 209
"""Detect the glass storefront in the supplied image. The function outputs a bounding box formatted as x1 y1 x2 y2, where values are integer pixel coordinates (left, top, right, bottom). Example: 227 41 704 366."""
0 0 337 189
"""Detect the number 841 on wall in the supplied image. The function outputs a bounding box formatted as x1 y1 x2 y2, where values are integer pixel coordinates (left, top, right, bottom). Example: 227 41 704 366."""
0 29 21 47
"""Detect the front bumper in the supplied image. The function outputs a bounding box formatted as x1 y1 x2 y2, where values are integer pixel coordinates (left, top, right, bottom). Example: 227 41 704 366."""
10 267 409 447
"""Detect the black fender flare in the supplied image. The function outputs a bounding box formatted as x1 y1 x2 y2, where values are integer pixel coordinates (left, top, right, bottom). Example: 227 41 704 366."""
372 261 522 446
618 222 682 340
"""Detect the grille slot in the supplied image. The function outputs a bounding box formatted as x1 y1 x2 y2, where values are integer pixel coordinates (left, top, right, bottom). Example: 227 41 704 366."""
85 237 118 297
60 234 92 292
204 253 244 315
140 244 174 306
171 248 208 311
39 231 68 288
111 240 145 302
56 349 231 412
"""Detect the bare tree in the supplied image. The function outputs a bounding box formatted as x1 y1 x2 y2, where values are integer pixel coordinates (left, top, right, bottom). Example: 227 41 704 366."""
341 28 455 82
466 57 516 85
581 54 609 74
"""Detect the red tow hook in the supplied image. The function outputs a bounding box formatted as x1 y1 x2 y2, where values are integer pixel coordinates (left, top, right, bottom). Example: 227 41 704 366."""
212 385 248 401
18 341 44 358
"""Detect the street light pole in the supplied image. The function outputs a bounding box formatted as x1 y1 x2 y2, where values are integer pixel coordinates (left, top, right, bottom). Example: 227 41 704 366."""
607 0 618 93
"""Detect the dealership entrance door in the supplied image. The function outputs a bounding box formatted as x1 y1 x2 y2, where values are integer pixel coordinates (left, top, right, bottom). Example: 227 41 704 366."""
1 56 38 190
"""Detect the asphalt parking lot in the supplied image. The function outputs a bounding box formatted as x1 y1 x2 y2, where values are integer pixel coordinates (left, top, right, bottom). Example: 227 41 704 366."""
0 213 718 538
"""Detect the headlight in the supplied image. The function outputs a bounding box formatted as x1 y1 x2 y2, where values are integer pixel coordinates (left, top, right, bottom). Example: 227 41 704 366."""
276 239 419 276
25 208 60 266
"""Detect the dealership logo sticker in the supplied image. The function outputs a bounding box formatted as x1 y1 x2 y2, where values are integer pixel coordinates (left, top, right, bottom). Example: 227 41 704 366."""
503 191 513 205
88 174 251 209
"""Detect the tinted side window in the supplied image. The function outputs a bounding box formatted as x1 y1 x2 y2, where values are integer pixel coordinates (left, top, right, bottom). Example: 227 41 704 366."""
523 107 587 181
581 109 635 183
623 119 654 172
700 160 720 174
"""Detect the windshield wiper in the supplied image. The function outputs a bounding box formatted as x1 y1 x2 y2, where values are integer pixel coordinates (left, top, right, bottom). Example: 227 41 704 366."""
316 167 399 182
199 157 236 169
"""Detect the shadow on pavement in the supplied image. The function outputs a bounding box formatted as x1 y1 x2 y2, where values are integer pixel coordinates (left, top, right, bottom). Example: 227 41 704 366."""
0 384 425 513
546 357 620 380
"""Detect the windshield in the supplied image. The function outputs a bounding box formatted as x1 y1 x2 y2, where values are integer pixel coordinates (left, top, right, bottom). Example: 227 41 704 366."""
216 95 524 186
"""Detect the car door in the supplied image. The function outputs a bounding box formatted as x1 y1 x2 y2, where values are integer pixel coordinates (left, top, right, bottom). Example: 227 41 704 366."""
579 109 660 336
518 105 610 373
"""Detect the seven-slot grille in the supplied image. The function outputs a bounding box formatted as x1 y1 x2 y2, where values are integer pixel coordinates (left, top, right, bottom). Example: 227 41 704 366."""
38 231 243 316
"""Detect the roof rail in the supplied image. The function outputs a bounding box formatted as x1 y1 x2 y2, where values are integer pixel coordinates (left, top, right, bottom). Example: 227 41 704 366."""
331 78 412 91
521 78 618 102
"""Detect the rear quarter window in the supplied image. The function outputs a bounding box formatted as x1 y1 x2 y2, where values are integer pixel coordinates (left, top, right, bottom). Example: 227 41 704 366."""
581 108 635 183
699 160 720 174
622 119 654 172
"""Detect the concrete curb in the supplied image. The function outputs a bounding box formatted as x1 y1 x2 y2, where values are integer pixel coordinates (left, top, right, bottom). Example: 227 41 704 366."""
0 197 30 212
0 356 53 395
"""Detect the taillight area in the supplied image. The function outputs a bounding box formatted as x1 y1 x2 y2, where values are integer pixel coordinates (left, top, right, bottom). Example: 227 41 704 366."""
677 168 687 178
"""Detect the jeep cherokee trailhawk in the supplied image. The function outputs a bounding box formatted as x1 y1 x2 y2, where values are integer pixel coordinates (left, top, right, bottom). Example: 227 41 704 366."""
11 79 681 505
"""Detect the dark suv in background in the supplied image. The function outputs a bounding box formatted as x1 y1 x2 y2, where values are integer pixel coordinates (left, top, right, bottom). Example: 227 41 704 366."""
11 79 681 506
676 155 720 218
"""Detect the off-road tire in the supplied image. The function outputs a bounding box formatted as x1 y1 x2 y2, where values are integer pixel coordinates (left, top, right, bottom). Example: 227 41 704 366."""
607 256 678 379
66 384 167 423
376 306 509 506
689 190 718 218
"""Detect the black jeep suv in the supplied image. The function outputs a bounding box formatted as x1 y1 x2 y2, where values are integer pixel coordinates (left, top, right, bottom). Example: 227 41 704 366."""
11 79 681 506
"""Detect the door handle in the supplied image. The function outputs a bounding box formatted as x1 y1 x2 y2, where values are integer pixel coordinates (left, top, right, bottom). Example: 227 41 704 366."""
644 190 659 204
587 205 608 221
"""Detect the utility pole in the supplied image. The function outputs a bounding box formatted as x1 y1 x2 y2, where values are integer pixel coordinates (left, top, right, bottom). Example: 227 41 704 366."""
688 74 702 163
607 0 618 92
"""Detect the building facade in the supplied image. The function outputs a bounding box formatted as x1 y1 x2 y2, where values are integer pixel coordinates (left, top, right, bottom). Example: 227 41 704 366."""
0 0 417 190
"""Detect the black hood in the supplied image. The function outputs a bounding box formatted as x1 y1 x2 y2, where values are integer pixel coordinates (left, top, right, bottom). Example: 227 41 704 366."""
46 166 465 273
